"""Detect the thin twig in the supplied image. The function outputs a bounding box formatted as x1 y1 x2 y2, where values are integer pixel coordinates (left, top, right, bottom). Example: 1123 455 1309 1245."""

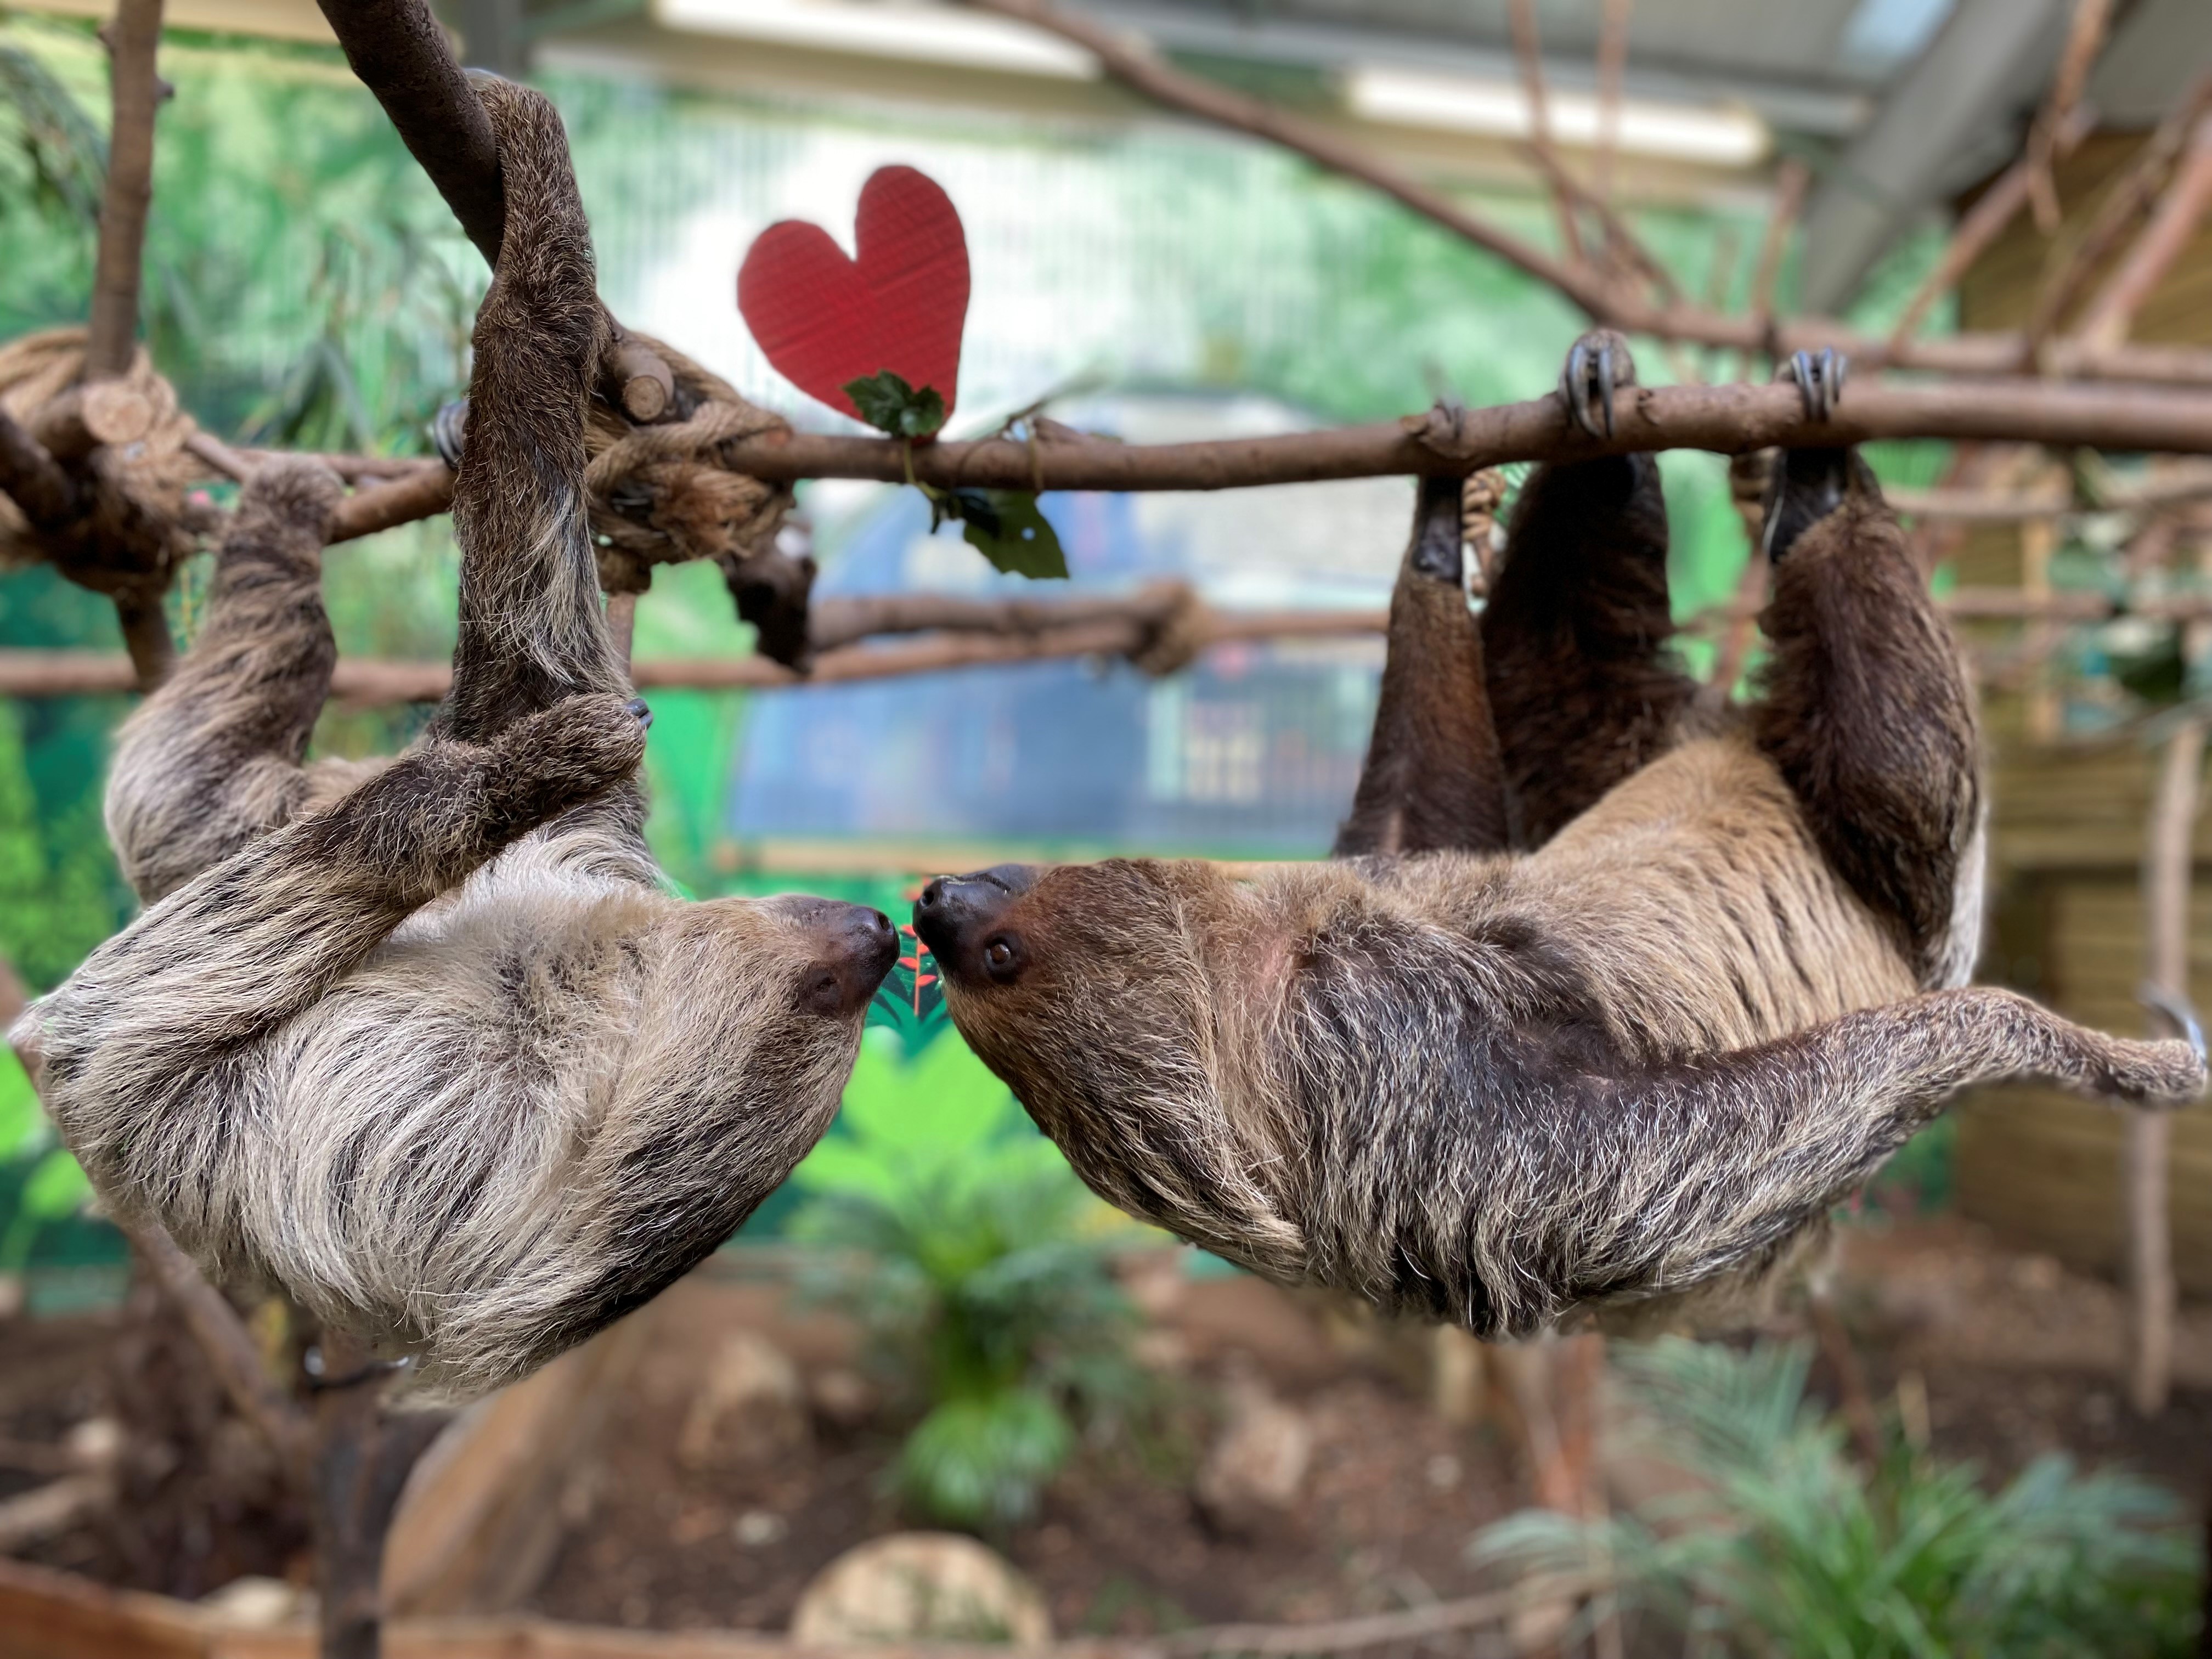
1739 157 1810 377
1593 0 1633 205
2023 0 2115 233
1505 0 1586 268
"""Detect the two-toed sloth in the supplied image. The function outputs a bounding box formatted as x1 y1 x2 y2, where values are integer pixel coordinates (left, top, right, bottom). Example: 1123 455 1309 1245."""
9 80 896 1400
916 337 2205 1337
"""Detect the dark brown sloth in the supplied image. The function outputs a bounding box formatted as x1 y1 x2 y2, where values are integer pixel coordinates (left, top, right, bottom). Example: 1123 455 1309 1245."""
10 80 895 1400
914 338 2205 1338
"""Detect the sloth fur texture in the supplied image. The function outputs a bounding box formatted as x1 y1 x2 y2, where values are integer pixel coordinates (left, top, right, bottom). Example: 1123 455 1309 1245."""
915 341 2207 1337
10 80 895 1400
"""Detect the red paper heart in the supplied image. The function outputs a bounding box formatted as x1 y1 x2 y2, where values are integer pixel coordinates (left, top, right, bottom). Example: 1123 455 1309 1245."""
738 165 970 424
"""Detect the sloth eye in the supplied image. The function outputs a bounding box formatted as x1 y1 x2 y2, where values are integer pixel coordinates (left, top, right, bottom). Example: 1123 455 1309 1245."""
982 934 1023 982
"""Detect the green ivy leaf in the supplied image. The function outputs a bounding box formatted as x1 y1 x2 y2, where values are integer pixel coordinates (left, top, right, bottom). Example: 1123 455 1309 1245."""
958 490 1068 579
843 369 947 439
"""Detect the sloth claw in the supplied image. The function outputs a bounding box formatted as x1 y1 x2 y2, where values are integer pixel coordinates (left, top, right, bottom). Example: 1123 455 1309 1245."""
1561 330 1635 441
1783 348 1848 424
2141 980 2208 1064
432 398 470 469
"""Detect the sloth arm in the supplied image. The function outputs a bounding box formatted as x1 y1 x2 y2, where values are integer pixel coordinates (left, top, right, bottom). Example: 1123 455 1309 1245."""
15 694 647 1188
104 459 363 905
1335 475 1509 856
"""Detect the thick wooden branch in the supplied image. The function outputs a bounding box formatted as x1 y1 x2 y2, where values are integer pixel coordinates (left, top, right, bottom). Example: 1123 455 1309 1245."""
30 382 155 462
86 0 165 378
0 408 80 527
313 0 505 265
329 461 456 541
958 0 2212 389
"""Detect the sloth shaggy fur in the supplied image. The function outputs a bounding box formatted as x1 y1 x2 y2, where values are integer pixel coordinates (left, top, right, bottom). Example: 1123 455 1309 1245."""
923 395 2206 1338
10 81 889 1400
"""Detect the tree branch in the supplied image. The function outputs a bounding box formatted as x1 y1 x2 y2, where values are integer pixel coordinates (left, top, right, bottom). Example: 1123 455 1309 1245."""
1888 105 2096 352
115 1220 312 1477
957 0 2212 389
0 408 80 527
86 0 165 379
2073 111 2212 351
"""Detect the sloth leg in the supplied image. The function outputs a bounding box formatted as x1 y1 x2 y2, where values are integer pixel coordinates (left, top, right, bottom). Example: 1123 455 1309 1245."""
103 459 345 905
1335 473 1510 856
1480 332 1697 849
1750 410 1982 986
1589 988 2203 1309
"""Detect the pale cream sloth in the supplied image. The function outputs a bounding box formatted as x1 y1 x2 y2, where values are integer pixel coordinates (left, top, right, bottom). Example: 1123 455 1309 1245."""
914 340 2205 1337
10 81 895 1400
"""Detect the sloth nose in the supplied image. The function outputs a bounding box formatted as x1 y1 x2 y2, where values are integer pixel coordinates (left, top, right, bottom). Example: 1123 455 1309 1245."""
913 865 1036 971
786 898 898 1018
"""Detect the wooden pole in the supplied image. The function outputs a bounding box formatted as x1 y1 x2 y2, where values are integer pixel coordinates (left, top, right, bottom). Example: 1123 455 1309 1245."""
2131 718 2204 1417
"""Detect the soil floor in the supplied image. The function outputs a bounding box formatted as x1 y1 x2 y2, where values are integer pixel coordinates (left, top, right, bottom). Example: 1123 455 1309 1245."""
2 1215 2208 1631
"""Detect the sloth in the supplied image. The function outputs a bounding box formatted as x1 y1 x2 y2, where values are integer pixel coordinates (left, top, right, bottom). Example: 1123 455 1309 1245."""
9 80 896 1400
913 337 2206 1337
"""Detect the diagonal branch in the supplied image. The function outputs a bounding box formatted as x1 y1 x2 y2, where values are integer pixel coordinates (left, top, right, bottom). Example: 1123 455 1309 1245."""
958 0 2212 390
2071 111 2212 351
959 0 1608 316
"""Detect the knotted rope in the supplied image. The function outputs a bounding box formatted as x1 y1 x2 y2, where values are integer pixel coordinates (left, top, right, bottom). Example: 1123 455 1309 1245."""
0 326 204 605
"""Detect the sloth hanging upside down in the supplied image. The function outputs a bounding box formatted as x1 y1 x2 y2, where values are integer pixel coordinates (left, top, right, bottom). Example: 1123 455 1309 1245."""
916 335 2207 1336
10 80 896 1400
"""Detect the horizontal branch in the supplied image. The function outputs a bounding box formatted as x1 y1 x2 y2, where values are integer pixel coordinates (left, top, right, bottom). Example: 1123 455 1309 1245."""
302 379 2212 549
9 583 2208 703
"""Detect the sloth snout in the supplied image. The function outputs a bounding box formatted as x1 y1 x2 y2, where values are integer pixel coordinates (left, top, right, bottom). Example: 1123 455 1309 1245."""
783 899 898 1017
913 865 1037 979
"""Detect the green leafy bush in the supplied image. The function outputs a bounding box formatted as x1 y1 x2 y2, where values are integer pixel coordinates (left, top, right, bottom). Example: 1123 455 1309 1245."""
1471 1338 2202 1658
789 1028 1149 1532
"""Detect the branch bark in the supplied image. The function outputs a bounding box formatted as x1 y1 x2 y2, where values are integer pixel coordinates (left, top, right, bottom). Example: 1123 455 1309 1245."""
86 0 165 378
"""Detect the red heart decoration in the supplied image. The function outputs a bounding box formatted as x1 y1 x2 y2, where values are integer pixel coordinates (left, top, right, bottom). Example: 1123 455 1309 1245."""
738 165 970 424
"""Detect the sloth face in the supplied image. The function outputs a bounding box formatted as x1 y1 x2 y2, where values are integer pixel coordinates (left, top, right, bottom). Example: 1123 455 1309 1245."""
914 860 1313 1272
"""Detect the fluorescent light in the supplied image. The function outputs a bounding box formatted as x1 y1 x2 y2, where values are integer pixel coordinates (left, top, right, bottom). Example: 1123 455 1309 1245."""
654 0 1099 79
1345 65 1769 167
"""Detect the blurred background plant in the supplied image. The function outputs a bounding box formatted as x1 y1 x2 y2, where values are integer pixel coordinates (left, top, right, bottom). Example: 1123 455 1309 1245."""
788 1027 1155 1534
1471 1337 2203 1658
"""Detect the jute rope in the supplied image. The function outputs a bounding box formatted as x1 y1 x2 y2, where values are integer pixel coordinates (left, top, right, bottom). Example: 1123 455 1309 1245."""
583 332 793 596
0 327 204 571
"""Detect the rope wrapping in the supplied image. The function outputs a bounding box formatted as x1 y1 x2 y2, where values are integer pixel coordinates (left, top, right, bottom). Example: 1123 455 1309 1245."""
0 326 206 607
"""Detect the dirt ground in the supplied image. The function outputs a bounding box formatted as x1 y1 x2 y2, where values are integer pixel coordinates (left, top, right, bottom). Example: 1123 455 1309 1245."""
2 1216 2208 1629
